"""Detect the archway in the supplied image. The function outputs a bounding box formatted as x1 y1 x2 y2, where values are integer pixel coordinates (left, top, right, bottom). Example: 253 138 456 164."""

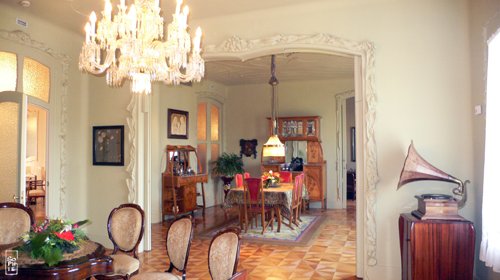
202 33 379 277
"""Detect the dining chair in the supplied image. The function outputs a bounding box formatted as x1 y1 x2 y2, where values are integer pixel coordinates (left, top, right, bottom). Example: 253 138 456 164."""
132 215 194 280
95 203 144 280
0 202 34 250
243 178 274 234
278 171 292 183
27 177 46 205
208 227 242 280
234 172 250 188
228 271 248 280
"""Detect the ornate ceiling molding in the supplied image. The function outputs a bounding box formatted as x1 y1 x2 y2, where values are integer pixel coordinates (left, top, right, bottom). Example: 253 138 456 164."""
205 33 379 270
0 29 70 217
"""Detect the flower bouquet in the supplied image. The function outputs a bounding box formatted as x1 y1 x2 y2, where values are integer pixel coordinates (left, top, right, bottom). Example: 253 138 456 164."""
261 170 280 188
18 219 89 266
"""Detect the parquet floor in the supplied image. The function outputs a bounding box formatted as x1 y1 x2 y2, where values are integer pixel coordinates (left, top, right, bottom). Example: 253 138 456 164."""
137 200 357 280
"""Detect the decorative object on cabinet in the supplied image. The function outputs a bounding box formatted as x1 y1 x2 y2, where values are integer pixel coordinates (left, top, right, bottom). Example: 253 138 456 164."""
262 55 285 158
239 139 258 159
399 213 475 280
397 141 469 220
263 116 326 209
212 153 244 198
167 109 189 139
92 125 124 166
162 145 207 219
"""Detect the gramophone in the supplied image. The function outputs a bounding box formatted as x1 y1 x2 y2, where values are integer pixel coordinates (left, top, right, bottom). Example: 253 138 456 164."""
398 142 470 220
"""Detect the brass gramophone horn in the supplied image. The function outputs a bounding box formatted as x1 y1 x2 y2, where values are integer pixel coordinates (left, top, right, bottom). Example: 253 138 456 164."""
397 142 469 208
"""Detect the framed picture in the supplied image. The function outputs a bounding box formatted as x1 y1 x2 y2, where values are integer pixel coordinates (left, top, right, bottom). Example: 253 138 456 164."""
168 109 189 139
239 139 258 159
351 126 356 162
92 125 124 166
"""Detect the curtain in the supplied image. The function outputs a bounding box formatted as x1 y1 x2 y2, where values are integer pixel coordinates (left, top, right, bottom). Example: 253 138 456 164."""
480 30 500 272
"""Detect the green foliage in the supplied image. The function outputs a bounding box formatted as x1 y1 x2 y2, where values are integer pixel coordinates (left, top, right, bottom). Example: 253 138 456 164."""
212 153 244 177
17 219 89 266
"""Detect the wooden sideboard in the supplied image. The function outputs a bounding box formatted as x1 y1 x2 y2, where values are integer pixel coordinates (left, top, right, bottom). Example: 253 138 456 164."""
162 145 207 219
399 213 475 280
263 116 327 209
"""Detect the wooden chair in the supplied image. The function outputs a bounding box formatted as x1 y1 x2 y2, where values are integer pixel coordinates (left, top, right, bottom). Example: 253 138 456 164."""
228 271 248 280
277 171 292 183
242 178 274 234
208 227 242 280
27 178 46 205
234 172 250 188
95 203 144 280
0 202 34 250
133 215 194 280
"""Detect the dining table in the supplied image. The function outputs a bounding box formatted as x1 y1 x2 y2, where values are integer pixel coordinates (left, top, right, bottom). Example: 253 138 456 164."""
0 240 113 280
223 182 308 232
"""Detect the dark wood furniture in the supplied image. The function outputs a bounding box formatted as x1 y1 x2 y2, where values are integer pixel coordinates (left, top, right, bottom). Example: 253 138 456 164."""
0 241 113 280
346 171 356 200
162 145 208 219
263 116 327 209
399 213 475 280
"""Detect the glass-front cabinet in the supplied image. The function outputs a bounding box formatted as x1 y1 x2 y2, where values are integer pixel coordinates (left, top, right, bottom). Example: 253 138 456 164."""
269 116 320 141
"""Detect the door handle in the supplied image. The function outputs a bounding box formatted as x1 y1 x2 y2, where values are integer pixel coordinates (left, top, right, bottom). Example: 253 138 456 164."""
12 194 19 203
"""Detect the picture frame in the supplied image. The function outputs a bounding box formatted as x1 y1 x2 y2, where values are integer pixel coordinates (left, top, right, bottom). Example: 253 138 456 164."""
168 109 189 139
351 126 356 162
92 125 124 166
239 139 258 159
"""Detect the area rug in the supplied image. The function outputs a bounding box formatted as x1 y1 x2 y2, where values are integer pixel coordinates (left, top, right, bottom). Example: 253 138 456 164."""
199 215 325 246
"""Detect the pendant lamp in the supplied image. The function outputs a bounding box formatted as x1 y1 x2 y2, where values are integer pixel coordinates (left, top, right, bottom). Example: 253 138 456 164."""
262 55 285 158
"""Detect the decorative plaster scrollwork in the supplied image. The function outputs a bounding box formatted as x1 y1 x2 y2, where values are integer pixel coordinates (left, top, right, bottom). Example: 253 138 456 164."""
126 94 138 203
0 29 70 217
204 33 379 269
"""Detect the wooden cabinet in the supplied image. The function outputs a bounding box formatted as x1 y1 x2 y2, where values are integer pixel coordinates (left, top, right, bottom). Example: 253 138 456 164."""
263 116 326 209
399 213 475 280
269 116 320 141
162 145 207 219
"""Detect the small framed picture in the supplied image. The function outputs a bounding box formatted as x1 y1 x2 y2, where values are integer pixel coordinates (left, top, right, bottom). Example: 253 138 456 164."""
168 109 189 139
92 125 124 166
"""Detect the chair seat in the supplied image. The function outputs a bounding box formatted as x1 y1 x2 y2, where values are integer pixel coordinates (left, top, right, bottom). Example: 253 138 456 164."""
110 254 140 275
132 272 182 280
28 189 45 197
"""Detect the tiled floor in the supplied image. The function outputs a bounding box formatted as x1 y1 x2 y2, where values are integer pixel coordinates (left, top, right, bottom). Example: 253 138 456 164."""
137 200 357 279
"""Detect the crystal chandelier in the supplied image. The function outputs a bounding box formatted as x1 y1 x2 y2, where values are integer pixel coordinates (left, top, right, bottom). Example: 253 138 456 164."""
79 0 204 94
262 55 285 158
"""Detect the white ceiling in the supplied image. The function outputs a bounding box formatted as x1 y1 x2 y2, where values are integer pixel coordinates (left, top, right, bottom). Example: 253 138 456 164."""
2 0 354 85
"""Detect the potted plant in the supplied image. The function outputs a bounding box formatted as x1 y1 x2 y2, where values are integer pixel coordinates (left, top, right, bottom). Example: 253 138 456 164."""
212 153 244 195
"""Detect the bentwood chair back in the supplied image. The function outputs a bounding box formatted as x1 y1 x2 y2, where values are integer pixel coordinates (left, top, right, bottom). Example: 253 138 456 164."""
96 203 144 280
0 202 34 249
208 227 242 280
132 215 194 280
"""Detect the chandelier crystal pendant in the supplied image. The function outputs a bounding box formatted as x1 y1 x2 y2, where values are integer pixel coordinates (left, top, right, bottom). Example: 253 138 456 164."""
79 0 205 94
262 55 285 158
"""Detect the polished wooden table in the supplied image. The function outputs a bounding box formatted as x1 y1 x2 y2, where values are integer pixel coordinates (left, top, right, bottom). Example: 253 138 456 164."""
0 241 113 280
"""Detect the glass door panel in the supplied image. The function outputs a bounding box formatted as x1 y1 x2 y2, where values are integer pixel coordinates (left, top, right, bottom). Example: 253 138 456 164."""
0 101 20 202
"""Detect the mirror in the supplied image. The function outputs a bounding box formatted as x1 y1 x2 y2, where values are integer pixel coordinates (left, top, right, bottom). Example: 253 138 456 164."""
285 141 307 164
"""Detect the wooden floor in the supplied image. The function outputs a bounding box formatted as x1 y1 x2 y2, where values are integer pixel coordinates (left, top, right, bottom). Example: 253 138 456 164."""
138 200 357 280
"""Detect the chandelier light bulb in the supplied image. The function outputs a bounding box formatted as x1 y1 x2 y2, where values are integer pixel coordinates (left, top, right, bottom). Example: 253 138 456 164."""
79 0 205 94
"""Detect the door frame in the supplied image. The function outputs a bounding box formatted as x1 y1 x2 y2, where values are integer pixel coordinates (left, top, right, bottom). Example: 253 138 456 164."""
336 91 355 209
